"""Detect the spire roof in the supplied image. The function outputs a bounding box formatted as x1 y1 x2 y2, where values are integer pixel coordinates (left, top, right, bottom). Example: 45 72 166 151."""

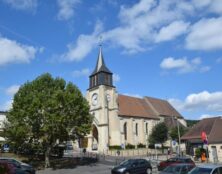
90 46 112 76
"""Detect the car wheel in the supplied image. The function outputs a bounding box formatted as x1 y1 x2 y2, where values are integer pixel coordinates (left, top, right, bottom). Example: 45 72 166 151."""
146 168 152 174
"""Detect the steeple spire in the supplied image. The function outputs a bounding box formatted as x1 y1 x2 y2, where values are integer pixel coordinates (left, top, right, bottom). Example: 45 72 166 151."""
91 45 112 76
89 45 113 89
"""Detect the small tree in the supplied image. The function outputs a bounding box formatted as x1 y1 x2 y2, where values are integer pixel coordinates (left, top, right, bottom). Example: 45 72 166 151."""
149 122 168 146
169 126 186 141
5 73 93 167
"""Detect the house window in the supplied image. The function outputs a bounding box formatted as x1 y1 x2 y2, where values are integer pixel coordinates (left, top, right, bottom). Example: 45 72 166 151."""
146 123 148 134
135 123 138 136
124 122 127 140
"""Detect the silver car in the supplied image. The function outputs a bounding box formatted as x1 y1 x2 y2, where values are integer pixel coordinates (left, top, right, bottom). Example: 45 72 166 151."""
189 164 222 174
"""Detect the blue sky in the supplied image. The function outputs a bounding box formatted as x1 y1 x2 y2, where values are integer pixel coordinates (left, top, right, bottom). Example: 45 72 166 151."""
0 0 222 120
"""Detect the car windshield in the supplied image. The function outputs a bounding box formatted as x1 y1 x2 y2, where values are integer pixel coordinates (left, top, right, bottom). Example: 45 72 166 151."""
167 158 177 162
189 167 212 174
119 160 133 166
164 165 181 173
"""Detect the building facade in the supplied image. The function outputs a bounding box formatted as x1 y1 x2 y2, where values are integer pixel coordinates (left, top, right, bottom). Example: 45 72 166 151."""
85 47 186 153
182 117 222 163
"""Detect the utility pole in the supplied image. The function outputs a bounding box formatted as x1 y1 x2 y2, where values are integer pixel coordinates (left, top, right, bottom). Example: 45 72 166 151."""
176 117 181 156
106 93 111 149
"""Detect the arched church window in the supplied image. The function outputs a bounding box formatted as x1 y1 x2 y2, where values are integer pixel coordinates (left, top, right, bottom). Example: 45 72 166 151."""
146 123 148 134
135 123 138 136
124 122 127 140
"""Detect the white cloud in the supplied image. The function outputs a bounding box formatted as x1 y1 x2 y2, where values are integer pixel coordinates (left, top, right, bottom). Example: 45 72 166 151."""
0 36 40 65
199 66 211 73
2 0 37 11
169 91 222 113
168 98 185 112
199 114 214 119
113 74 120 83
67 0 194 58
61 21 103 61
160 57 209 74
0 100 13 111
57 0 80 21
63 0 222 59
5 85 20 96
155 21 190 43
192 0 222 14
186 17 222 51
118 0 156 24
72 68 90 78
209 0 222 14
160 57 189 69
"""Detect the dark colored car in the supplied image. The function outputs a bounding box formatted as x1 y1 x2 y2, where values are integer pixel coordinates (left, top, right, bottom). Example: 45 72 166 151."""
0 157 35 174
157 157 195 171
189 164 222 174
0 160 25 174
111 159 152 174
160 163 195 174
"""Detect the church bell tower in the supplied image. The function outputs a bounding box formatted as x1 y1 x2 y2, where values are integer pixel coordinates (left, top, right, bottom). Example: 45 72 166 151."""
86 46 119 152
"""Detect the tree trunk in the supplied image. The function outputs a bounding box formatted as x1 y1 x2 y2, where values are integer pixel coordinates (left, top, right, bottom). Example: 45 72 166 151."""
45 146 51 168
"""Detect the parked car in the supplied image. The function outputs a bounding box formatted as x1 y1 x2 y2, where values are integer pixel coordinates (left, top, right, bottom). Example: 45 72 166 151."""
0 157 35 174
157 157 195 171
189 164 222 174
160 163 195 174
111 159 152 174
0 160 25 174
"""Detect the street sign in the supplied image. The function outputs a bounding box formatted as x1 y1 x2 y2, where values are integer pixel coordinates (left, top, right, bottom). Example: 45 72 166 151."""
203 144 208 149
155 144 162 148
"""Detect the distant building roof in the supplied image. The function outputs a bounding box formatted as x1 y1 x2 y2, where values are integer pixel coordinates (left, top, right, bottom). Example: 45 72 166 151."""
118 94 183 120
181 117 222 144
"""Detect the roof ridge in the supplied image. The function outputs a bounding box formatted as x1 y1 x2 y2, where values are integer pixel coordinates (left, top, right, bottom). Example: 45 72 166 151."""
144 96 167 102
143 97 160 116
208 117 219 141
118 94 143 100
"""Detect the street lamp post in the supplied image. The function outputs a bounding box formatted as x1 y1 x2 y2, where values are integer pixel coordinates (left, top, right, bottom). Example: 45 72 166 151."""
175 117 181 156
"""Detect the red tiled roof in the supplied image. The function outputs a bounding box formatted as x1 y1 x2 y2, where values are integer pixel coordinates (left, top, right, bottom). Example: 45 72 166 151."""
117 94 183 120
144 96 183 118
118 94 159 119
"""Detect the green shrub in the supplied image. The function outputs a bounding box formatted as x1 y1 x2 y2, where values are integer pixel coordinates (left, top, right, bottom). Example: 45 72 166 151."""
195 148 202 158
137 143 146 148
125 143 135 149
148 144 155 149
109 145 121 150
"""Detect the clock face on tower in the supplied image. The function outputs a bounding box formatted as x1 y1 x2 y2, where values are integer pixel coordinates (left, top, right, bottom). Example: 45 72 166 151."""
91 93 98 106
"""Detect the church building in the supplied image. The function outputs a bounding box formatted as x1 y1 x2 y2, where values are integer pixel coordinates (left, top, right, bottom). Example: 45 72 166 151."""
86 47 186 153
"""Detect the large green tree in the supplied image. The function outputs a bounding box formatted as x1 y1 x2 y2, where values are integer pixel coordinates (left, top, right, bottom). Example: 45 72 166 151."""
149 122 168 146
5 73 92 167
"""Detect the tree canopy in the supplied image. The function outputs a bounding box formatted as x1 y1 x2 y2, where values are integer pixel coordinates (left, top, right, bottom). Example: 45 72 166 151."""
149 122 168 145
169 126 187 141
5 73 92 167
